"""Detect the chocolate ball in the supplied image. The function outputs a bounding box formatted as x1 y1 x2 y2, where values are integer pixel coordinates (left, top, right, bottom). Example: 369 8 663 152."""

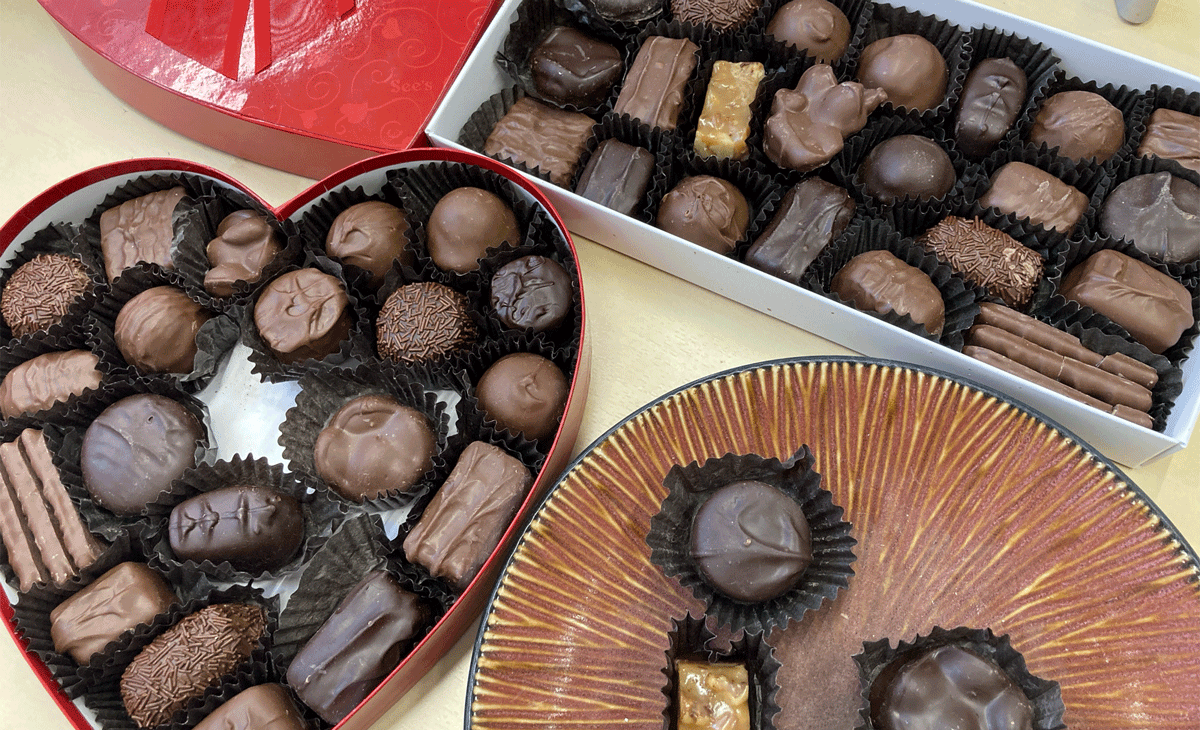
426 188 521 273
1100 172 1199 264
1029 90 1124 164
491 255 573 332
1 253 91 338
857 34 947 112
476 352 569 441
325 201 411 288
376 281 476 365
254 269 352 364
204 210 283 297
657 176 750 254
169 485 305 572
115 286 213 374
530 26 623 108
313 394 437 500
766 0 851 63
857 135 956 204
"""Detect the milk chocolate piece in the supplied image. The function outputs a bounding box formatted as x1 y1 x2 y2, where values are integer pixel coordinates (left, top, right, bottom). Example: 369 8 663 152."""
766 0 851 63
918 216 1041 309
0 429 105 591
657 175 750 254
169 485 304 572
376 281 476 365
1030 90 1125 164
476 352 569 441
978 162 1088 234
676 659 751 730
1060 249 1193 354
286 571 430 724
121 603 266 729
0 349 103 419
50 562 176 666
764 64 888 173
403 441 533 590
856 34 947 112
671 0 761 31
858 135 956 204
254 269 352 364
694 61 765 161
426 187 520 273
115 286 213 374
1138 108 1200 173
81 393 204 516
325 201 411 288
193 684 306 730
484 97 594 186
954 57 1027 158
586 0 662 23
613 36 700 131
1100 172 1200 264
530 26 623 108
574 139 655 215
1 254 92 338
831 250 945 335
313 394 437 500
491 255 573 332
100 187 187 282
745 178 855 285
204 210 284 297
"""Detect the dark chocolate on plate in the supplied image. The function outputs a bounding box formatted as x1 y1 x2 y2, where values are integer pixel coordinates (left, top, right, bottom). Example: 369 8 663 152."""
856 34 947 112
50 562 177 666
169 485 305 572
254 268 352 364
99 186 186 282
745 178 855 285
766 0 852 64
483 97 595 186
1 253 92 338
204 210 284 297
193 684 307 730
114 285 213 374
530 26 623 108
831 249 945 335
426 187 521 274
954 57 1027 159
1100 171 1200 264
0 349 103 419
612 36 700 131
574 138 655 215
657 175 751 254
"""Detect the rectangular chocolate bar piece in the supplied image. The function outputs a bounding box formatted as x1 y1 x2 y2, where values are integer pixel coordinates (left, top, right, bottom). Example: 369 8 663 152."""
483 97 595 186
50 562 177 665
574 138 656 216
693 61 765 160
613 36 700 131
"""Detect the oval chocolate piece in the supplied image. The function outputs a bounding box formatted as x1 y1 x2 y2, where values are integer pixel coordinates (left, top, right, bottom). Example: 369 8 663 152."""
168 485 304 573
954 57 1027 159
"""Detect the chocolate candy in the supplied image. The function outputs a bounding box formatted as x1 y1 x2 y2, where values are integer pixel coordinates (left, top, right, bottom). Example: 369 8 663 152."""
766 0 852 63
978 162 1088 234
657 175 750 254
403 441 533 590
484 97 595 186
193 684 306 730
81 393 204 516
313 394 437 500
476 352 569 441
574 139 655 215
491 255 573 332
0 429 105 591
690 480 811 603
1138 108 1200 173
254 268 352 364
872 645 1033 730
745 178 855 285
121 603 266 729
586 0 662 23
954 57 1027 159
856 34 947 112
1030 90 1124 164
857 135 956 204
1 253 92 338
376 281 476 365
530 26 623 108
426 187 520 273
764 64 888 173
50 562 176 666
286 571 430 724
676 660 751 730
99 187 187 282
613 36 700 131
1100 172 1200 264
115 285 213 374
0 349 103 419
169 485 304 572
204 210 283 297
325 201 411 288
693 61 765 161
671 0 761 31
831 250 945 336
918 216 1042 309
1060 249 1193 355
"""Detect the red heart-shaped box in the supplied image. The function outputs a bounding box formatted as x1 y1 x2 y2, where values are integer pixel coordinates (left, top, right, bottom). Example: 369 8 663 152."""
0 147 590 730
36 0 504 179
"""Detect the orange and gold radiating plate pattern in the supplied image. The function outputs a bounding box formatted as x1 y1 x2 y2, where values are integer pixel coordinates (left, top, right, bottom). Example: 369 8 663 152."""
468 359 1200 730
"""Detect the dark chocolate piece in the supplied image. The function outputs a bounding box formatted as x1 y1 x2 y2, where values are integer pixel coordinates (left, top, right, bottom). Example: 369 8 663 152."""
657 175 751 254
99 187 186 282
690 479 811 603
204 210 284 297
676 659 751 730
612 36 700 131
81 393 204 516
574 138 655 215
484 97 595 186
766 0 852 63
856 34 947 112
403 441 533 590
169 485 304 572
831 250 945 335
693 61 765 161
0 349 103 419
954 57 1027 159
50 562 176 666
857 135 956 204
978 162 1088 234
114 285 213 374
476 352 569 441
1138 108 1200 173
491 255 573 332
671 0 761 31
918 216 1041 309
325 201 411 288
254 268 352 364
426 187 521 274
312 394 437 500
376 281 476 365
586 0 662 22
745 178 855 285
1100 171 1200 264
193 684 307 730
286 571 430 724
1030 90 1124 164
530 26 623 108
1 253 92 338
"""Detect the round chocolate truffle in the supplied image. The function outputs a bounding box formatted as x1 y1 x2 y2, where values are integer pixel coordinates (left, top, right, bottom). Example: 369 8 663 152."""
325 201 412 288
376 281 476 364
426 188 521 273
657 176 751 254
1 253 92 338
81 393 204 516
1029 90 1124 164
857 135 956 204
1100 171 1199 264
530 26 623 108
857 34 947 112
115 286 213 374
313 394 437 500
689 480 812 603
671 0 761 31
476 352 569 441
254 269 353 364
491 255 573 332
169 485 304 572
766 0 851 64
204 210 284 297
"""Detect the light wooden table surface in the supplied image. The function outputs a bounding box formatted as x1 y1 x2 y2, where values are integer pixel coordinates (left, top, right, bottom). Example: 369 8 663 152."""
1 0 1196 728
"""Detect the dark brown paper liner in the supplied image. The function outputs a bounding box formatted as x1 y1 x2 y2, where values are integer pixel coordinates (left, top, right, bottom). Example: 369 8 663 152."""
0 222 104 346
749 0 872 75
1128 85 1200 177
1013 73 1145 170
853 626 1065 730
659 613 782 730
646 447 856 634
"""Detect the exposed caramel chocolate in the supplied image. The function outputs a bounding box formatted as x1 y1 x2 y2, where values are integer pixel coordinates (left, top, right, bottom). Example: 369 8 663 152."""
114 285 213 374
325 201 411 288
313 394 437 500
50 562 176 665
671 0 761 31
693 61 765 161
1138 108 1200 173
1100 172 1200 265
677 659 751 730
766 0 851 63
99 187 186 282
0 349 103 419
858 135 956 204
745 178 855 285
376 281 476 365
1 253 92 338
978 162 1088 234
831 250 945 335
612 36 700 131
530 26 623 108
476 352 569 441
484 97 595 186
426 188 520 273
657 176 750 254
204 210 283 297
954 57 1027 158
1030 90 1125 164
918 216 1041 309
856 34 947 112
254 269 352 364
